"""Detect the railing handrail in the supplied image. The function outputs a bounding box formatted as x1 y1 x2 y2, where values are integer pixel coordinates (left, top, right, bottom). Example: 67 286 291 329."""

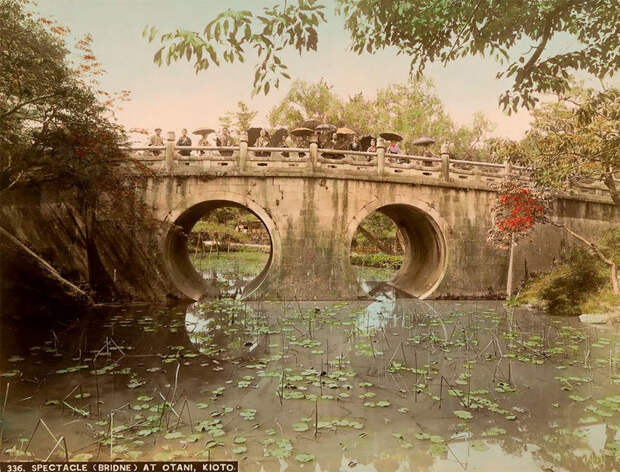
247 146 309 153
118 142 617 201
450 159 505 168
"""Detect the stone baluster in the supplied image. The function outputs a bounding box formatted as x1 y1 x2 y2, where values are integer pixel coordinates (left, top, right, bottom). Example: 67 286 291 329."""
238 131 248 171
165 131 176 172
309 134 318 172
503 158 512 179
440 143 450 182
376 137 386 176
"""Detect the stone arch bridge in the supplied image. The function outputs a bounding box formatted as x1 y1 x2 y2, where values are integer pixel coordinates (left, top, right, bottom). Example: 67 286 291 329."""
127 136 618 300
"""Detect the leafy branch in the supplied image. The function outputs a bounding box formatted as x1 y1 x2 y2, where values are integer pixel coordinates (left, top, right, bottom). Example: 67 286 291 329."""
143 0 326 96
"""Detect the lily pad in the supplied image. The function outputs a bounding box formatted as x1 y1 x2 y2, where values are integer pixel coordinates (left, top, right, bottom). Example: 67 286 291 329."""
295 453 315 463
454 410 473 420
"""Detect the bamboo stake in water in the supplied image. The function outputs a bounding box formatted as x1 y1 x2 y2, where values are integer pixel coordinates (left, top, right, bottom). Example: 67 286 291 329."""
0 382 9 445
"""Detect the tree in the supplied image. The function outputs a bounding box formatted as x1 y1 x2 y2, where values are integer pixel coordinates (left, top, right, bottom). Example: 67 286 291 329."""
493 85 619 207
0 0 130 195
219 101 258 137
0 0 152 299
144 0 618 111
267 78 495 157
488 181 619 295
267 78 341 128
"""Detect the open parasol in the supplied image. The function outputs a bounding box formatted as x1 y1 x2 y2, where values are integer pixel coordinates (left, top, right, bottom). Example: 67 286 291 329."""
247 127 268 147
412 136 436 146
193 127 215 136
360 135 375 150
316 123 336 131
336 127 356 135
269 128 289 147
379 131 403 142
291 127 315 137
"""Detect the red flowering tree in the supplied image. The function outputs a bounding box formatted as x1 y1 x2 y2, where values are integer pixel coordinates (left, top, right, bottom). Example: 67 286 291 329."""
489 181 619 296
488 182 550 250
488 182 550 296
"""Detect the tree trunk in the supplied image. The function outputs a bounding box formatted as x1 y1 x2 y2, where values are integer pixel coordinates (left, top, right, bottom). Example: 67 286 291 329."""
395 228 406 254
506 235 515 297
0 225 92 301
603 171 620 208
611 262 619 295
551 221 619 295
358 226 393 255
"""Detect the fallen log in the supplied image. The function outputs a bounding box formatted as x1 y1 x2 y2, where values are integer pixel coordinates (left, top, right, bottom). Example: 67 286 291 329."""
0 225 92 303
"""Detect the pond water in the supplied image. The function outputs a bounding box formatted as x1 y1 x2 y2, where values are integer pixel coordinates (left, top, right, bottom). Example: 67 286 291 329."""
189 249 398 298
1 297 619 471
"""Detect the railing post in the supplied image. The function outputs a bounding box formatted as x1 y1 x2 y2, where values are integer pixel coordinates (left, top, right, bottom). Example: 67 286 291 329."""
440 143 450 182
309 134 318 172
165 131 176 172
239 131 248 171
503 158 512 179
376 137 386 176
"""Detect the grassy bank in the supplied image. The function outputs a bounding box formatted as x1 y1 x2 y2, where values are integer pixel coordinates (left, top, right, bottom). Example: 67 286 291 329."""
514 229 620 316
190 248 269 277
350 252 402 270
350 252 403 282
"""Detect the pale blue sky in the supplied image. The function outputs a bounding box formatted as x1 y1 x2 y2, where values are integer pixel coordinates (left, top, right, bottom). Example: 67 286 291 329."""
35 0 614 141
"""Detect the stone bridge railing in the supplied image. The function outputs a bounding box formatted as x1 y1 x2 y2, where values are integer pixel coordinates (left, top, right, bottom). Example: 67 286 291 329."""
122 133 615 202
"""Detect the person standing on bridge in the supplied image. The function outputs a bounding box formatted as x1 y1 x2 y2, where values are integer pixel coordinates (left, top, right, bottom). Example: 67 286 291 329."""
367 138 376 152
217 127 234 156
255 129 270 157
149 128 164 156
387 140 403 164
176 128 192 156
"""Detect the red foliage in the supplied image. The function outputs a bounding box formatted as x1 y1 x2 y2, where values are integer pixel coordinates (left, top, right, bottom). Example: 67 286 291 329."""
488 182 550 249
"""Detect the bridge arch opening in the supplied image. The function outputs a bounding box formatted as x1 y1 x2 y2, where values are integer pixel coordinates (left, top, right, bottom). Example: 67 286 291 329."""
164 200 276 300
349 203 447 299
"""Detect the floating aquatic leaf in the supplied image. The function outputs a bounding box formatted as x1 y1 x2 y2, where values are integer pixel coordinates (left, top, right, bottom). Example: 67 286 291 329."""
164 431 184 440
293 422 309 432
430 443 448 455
470 440 489 451
296 453 315 463
454 410 473 420
232 446 247 454
240 408 257 420
578 416 598 424
264 438 293 458
127 378 146 389
568 394 587 402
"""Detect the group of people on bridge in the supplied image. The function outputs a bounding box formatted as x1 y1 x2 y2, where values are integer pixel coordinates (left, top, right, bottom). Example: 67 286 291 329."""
143 124 425 162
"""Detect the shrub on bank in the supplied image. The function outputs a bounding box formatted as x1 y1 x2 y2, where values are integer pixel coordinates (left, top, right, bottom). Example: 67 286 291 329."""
517 229 620 315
